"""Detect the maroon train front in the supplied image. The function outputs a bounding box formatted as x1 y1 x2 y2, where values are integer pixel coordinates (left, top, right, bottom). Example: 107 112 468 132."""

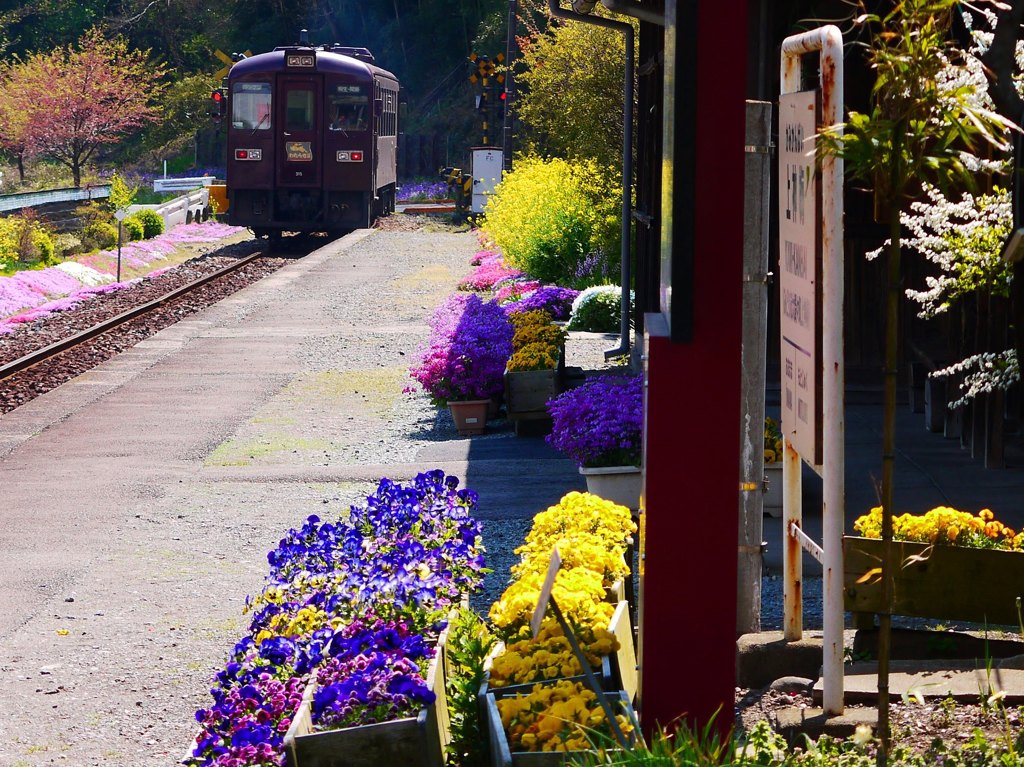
224 37 399 238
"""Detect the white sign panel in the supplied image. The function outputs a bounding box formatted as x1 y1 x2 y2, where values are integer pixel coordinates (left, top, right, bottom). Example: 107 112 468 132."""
778 90 821 465
530 547 561 638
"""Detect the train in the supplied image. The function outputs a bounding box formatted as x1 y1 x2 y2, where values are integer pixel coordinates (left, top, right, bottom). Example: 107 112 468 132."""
223 33 399 239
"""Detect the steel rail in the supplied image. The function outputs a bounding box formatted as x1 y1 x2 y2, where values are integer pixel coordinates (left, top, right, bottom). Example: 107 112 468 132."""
0 252 264 382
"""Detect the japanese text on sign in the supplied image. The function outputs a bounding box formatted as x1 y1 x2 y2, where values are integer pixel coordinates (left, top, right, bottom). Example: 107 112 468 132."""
778 90 822 464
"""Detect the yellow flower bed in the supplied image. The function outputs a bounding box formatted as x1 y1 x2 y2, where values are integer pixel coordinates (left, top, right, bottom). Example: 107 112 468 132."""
508 342 560 372
853 505 1024 550
510 309 555 331
496 679 634 752
489 491 635 635
517 491 636 556
506 309 567 372
489 620 618 688
490 567 615 633
512 323 568 352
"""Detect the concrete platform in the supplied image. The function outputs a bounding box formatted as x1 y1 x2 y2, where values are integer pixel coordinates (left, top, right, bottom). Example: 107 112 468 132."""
813 660 1024 705
776 706 878 743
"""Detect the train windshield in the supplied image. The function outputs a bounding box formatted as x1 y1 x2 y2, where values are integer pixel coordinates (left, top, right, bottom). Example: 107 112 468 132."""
231 82 272 130
285 88 315 130
328 84 369 132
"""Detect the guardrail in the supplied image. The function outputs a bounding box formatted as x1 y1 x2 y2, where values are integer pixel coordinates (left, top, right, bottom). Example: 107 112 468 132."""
0 184 111 213
153 176 216 193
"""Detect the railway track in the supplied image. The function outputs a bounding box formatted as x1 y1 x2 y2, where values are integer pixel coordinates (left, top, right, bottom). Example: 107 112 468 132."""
0 248 288 413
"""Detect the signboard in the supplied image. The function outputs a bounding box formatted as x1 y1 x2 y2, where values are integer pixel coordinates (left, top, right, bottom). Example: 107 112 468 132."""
778 90 822 465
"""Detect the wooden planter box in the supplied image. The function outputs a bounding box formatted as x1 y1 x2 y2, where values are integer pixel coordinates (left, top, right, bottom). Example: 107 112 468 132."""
479 593 636 710
283 651 449 767
484 688 638 767
843 536 1024 627
504 369 560 417
504 349 565 419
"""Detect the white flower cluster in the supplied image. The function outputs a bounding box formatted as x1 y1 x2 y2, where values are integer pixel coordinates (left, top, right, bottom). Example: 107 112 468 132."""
895 9 1024 406
932 349 1020 410
54 261 114 287
901 183 1011 318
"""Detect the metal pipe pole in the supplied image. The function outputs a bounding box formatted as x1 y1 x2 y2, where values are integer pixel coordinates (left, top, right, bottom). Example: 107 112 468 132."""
503 0 517 172
780 24 845 716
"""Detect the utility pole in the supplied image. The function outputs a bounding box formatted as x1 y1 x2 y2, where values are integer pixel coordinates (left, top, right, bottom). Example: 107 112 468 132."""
503 0 517 171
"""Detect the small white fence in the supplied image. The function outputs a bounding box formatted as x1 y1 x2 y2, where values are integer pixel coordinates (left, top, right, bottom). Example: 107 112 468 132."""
129 188 210 231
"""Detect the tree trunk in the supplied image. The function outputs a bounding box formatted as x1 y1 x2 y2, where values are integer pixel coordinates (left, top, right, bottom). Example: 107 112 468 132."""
16 151 24 183
1014 262 1024 374
877 142 904 765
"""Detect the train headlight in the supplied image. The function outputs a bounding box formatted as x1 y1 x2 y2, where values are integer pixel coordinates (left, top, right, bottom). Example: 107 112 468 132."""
336 151 364 163
286 54 315 67
235 149 262 161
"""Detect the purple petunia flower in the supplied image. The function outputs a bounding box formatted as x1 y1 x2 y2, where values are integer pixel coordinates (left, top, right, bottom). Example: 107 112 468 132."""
546 375 643 468
408 293 513 404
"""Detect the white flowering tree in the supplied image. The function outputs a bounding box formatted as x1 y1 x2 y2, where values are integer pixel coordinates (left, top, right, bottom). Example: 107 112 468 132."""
885 6 1024 408
818 1 1013 758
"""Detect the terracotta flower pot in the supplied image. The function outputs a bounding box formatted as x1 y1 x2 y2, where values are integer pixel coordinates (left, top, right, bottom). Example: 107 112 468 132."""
448 399 490 436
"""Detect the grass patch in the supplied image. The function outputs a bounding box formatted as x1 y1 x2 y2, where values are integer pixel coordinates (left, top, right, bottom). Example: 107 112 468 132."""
206 434 336 466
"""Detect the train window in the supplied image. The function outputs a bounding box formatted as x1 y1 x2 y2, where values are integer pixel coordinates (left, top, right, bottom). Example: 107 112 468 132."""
285 89 315 130
328 85 369 132
231 82 272 131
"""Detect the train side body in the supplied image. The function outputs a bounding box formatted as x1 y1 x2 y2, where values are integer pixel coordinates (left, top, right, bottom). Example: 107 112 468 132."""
225 46 399 235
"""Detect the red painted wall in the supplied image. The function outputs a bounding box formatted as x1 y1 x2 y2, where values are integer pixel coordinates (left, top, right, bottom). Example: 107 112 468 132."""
637 0 748 735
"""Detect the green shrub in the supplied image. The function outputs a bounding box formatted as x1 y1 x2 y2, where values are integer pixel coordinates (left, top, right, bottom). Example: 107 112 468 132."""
82 221 118 250
481 156 620 288
121 216 145 241
54 233 84 257
127 208 164 238
0 215 56 266
567 285 630 332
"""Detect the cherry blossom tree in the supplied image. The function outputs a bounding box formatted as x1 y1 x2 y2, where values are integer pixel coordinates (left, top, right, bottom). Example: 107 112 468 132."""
0 62 33 183
11 29 166 187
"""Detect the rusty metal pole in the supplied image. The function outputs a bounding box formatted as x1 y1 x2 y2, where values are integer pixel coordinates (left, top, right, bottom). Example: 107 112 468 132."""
782 436 803 639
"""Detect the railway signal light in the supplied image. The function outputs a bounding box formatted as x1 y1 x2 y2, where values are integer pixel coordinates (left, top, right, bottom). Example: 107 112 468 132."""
210 89 226 122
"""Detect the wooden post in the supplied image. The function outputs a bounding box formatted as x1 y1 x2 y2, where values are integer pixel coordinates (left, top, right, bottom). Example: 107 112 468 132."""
737 100 772 635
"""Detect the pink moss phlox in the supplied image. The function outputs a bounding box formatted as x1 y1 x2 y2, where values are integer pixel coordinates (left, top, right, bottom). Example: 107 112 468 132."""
469 250 501 267
494 280 541 304
409 293 514 403
0 267 84 317
457 259 523 292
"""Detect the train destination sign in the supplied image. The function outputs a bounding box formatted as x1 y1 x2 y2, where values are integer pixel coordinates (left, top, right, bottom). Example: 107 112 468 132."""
778 89 822 465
